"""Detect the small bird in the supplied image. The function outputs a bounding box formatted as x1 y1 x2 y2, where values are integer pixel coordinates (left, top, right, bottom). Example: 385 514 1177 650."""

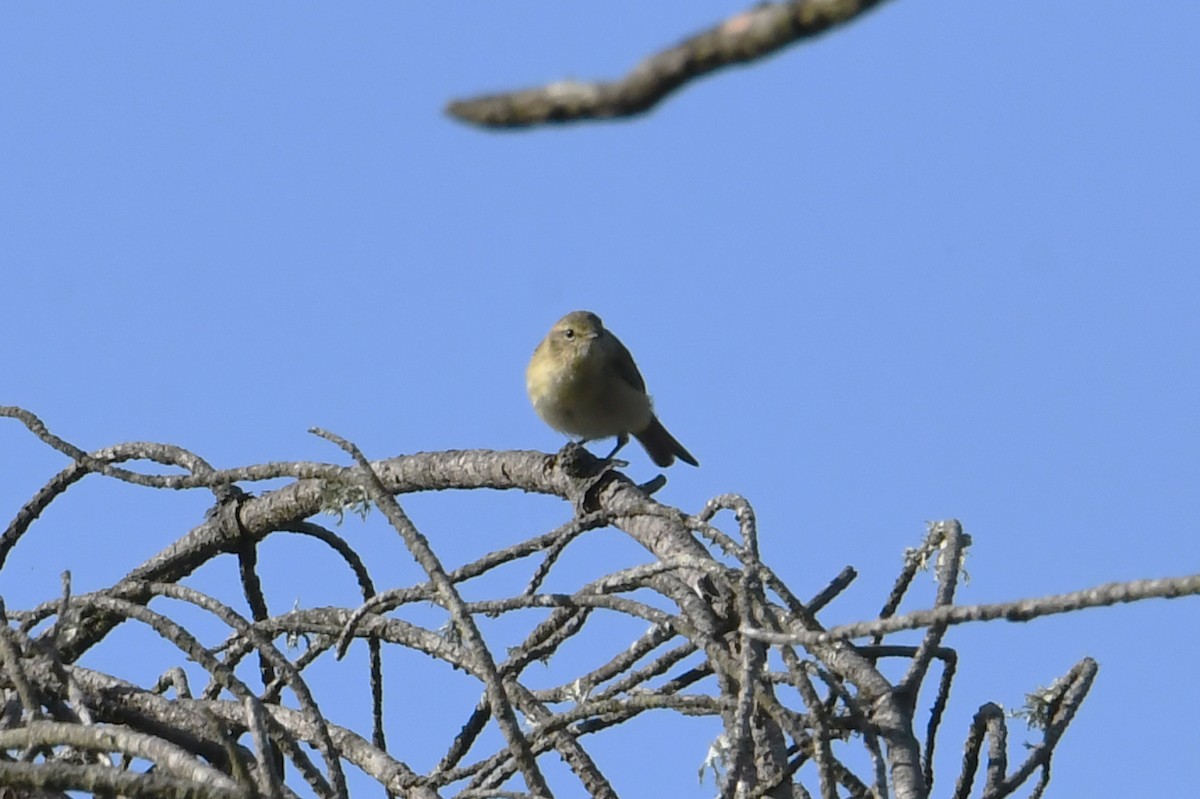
526 310 698 468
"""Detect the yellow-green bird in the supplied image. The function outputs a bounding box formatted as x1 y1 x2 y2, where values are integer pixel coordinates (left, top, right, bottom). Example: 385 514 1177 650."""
526 310 699 468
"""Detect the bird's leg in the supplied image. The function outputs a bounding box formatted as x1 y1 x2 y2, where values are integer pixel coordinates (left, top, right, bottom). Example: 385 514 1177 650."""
604 434 630 461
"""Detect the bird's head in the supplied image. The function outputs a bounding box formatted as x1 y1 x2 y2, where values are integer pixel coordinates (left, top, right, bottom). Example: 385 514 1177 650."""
546 310 605 356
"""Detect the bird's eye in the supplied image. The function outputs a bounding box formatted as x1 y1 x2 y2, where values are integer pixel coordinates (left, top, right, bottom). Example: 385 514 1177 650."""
563 329 575 339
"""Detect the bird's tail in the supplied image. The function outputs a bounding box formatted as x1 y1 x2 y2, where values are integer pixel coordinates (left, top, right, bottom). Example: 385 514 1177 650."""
635 416 699 468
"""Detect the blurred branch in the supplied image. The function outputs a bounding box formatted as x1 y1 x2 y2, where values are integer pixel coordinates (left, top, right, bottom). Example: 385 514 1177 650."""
447 0 894 129
0 721 241 792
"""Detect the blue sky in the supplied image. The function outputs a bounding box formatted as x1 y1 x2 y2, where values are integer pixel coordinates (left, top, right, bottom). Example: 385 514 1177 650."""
2 2 1198 796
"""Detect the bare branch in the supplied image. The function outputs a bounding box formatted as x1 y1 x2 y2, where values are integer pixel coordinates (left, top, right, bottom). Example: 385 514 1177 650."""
447 0 895 128
309 427 551 798
2 407 1176 796
749 574 1200 645
0 721 242 793
0 761 245 799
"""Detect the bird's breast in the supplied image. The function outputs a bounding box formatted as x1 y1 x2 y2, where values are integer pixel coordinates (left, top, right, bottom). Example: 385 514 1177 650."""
526 348 651 439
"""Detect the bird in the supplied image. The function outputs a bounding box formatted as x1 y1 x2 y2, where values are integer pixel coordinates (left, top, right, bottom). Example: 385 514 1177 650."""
526 310 698 468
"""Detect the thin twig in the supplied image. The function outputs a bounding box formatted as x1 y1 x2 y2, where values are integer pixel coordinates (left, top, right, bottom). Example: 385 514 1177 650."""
747 574 1200 644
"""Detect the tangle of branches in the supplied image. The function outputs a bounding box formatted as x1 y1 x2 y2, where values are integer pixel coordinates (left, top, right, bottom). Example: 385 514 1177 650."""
2 404 1198 799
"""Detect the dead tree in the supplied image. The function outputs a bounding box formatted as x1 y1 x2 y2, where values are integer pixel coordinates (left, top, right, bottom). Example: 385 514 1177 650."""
1 405 1198 798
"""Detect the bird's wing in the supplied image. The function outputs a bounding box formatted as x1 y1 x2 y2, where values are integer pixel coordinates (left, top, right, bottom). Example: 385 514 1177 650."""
608 333 647 393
